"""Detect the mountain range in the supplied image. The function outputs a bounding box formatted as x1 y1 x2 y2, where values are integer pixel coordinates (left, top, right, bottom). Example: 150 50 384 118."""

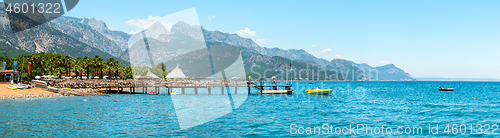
0 8 414 81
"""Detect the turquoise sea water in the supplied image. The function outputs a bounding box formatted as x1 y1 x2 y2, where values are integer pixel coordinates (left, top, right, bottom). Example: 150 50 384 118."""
1 81 500 137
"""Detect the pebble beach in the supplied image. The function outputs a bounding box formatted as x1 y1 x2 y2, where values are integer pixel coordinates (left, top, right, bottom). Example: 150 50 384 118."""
0 84 108 100
0 84 62 100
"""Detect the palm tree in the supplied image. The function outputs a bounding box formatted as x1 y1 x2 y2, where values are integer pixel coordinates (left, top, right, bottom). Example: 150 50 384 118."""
107 58 116 79
51 56 62 77
104 63 111 79
89 57 96 78
54 55 69 78
63 55 71 77
34 53 44 76
95 56 104 79
99 57 104 78
43 57 54 75
82 56 89 79
73 57 81 79
113 60 122 79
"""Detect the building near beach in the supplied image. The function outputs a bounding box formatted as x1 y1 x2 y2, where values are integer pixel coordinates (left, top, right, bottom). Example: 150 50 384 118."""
165 65 187 79
0 70 20 83
146 70 160 79
134 70 161 80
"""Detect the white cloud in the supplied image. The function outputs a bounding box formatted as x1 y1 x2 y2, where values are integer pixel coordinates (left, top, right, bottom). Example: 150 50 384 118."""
125 15 162 29
208 15 216 20
379 61 391 65
255 39 272 43
128 31 137 35
316 49 357 61
235 27 256 38
329 54 355 61
108 26 115 30
333 54 343 59
321 48 332 54
310 44 318 48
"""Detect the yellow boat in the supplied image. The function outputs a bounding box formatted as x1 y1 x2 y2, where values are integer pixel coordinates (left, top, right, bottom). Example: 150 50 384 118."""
306 87 333 95
7 85 17 90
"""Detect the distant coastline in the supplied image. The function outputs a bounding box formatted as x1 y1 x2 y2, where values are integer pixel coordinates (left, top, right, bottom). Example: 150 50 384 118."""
414 78 500 81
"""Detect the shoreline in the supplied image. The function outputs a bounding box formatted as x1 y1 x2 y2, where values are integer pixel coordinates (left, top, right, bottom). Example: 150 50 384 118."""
0 84 62 100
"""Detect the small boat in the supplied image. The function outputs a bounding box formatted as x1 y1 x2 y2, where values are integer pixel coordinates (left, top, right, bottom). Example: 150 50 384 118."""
13 85 24 89
306 87 333 95
47 86 59 91
149 91 157 94
309 82 313 84
262 90 293 94
171 92 177 95
8 85 24 89
32 80 47 86
7 85 17 90
13 84 30 89
438 87 454 91
19 84 32 89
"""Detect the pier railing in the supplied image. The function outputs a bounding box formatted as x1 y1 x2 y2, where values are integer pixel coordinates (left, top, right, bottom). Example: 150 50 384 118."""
43 79 293 95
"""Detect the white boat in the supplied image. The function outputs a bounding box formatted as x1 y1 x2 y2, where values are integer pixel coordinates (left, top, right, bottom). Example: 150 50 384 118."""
32 80 47 86
14 84 30 89
14 85 24 89
47 86 59 91
438 87 454 91
262 90 292 94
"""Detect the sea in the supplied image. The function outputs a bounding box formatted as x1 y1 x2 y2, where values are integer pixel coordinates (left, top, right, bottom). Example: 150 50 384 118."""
1 81 500 137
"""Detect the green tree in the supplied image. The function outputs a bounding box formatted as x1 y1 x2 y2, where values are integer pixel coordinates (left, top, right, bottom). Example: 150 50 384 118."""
106 58 115 79
73 57 84 79
113 60 122 79
94 56 104 79
82 56 89 79
122 65 133 79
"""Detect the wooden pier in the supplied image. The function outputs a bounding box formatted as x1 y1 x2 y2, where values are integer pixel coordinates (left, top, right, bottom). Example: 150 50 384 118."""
250 85 293 94
97 84 250 95
94 81 293 95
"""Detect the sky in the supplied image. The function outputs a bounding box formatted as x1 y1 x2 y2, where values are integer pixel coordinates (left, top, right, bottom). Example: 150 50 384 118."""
3 0 499 79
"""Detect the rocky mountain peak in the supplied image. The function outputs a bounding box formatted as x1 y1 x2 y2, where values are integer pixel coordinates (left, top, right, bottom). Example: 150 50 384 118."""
80 17 107 32
382 64 396 67
170 21 203 41
51 16 130 51
330 59 352 64
173 21 190 28
373 64 413 80
326 59 413 81
59 20 123 57
326 59 367 81
375 64 398 71
143 21 170 38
